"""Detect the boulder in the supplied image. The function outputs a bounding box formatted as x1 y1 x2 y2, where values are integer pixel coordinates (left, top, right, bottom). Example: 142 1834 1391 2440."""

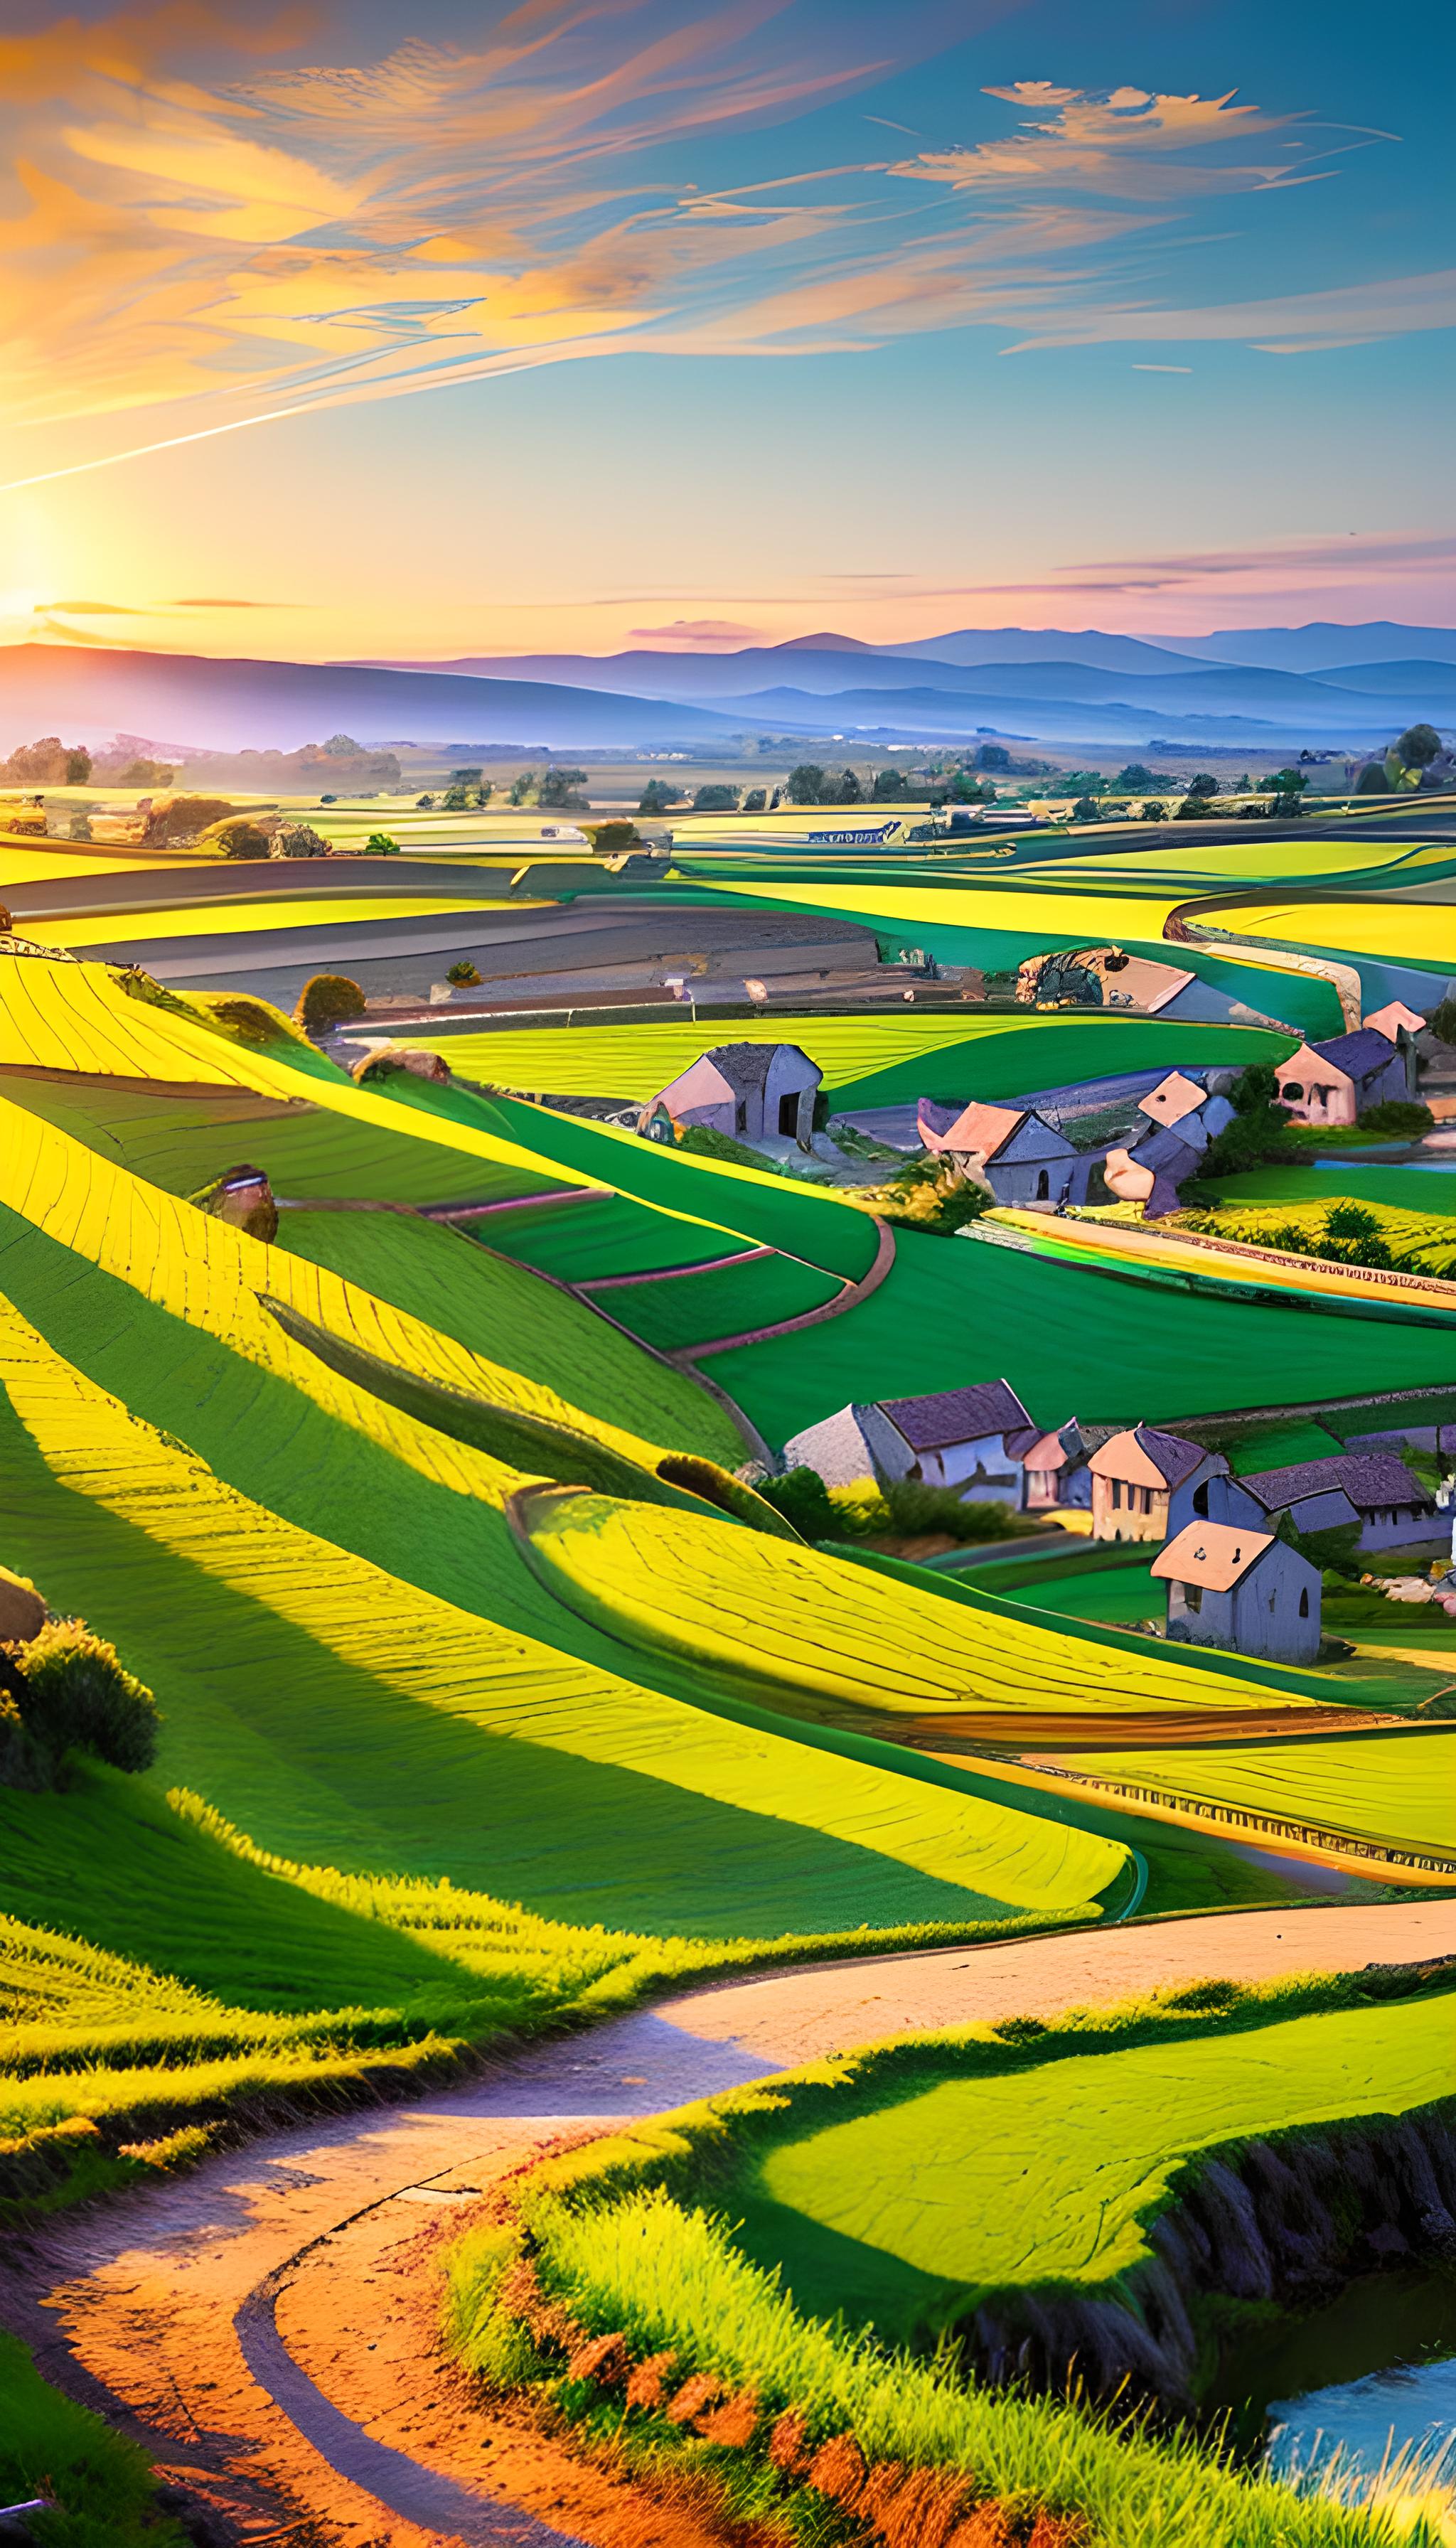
0 1567 46 1644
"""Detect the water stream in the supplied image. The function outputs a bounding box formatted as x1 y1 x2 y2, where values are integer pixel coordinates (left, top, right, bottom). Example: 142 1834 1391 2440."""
1211 2266 1456 2512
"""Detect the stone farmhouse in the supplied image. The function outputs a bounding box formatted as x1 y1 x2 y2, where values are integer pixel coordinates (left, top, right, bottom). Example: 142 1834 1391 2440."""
1170 1450 1438 1556
916 1100 1093 1207
1153 1523 1322 1664
1088 1425 1224 1543
784 1379 1034 1504
1273 1026 1412 1128
645 1042 822 1145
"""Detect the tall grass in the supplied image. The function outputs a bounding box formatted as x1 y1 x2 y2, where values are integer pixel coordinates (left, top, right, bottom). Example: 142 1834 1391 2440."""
0 2330 188 2548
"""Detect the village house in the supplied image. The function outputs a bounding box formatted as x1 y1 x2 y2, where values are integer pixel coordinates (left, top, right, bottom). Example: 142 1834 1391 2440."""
1152 1522 1322 1664
1363 1001 1426 1096
1017 1418 1121 1512
1172 1451 1438 1555
1015 946 1281 1024
916 1100 1092 1206
645 1042 822 1145
783 1379 1034 1503
1088 1425 1224 1543
1273 1027 1408 1127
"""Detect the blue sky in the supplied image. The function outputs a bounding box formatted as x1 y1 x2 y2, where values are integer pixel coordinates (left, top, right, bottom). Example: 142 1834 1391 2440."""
0 0 1450 658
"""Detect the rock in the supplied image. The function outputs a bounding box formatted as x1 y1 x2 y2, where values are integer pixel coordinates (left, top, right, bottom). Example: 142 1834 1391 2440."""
0 1567 46 1644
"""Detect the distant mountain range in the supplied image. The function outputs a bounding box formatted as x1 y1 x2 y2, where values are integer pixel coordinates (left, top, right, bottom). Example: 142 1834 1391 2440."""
1 621 1452 761
372 626 1456 746
0 645 750 756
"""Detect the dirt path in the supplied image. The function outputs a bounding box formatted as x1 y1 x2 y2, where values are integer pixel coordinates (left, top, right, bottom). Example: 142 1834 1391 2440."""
5 1898 1455 2548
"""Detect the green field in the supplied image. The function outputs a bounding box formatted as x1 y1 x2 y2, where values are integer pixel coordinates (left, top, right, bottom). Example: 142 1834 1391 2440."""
724 1988 1456 2343
596 1251 843 1349
271 1206 742 1452
420 1012 1294 1113
710 1221 1456 1445
1060 1728 1456 1861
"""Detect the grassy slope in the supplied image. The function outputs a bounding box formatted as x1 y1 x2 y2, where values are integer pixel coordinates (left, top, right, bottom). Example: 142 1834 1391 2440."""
270 1206 742 1455
0 1285 1125 1935
482 1193 736 1280
0 1066 557 1204
707 1989 1456 2340
596 1253 842 1349
0 2329 188 2548
517 1489 1314 1720
710 1223 1456 1444
1062 1728 1456 1859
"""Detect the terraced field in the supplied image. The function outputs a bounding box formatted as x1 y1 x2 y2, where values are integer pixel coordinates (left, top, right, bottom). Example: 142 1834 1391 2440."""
1054 1728 1456 1865
417 1011 1293 1113
722 1985 1456 2344
515 1486 1326 1723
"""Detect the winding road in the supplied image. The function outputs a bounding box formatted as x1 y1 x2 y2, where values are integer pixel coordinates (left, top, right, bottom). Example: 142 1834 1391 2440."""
5 1899 1456 2548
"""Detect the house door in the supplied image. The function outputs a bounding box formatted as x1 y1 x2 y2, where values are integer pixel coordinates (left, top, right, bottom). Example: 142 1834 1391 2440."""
1036 1169 1049 1199
778 1092 800 1136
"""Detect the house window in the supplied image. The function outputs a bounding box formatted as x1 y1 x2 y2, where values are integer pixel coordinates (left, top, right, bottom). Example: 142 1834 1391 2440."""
1280 1082 1302 1101
1299 1588 1310 1617
1192 1480 1209 1516
1184 1583 1202 1612
1110 1478 1123 1509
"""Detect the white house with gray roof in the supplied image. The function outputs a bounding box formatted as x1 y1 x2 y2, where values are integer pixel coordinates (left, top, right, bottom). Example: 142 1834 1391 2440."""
784 1379 1034 1503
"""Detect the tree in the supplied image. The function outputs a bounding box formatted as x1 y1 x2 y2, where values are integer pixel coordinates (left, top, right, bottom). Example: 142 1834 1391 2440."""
975 744 1011 771
1267 768 1307 796
871 769 904 801
63 747 92 786
2 737 71 785
1396 722 1442 770
638 778 683 815
692 783 738 811
539 765 589 809
507 771 536 805
1187 772 1219 799
754 1466 840 1541
117 757 171 787
1071 794 1101 823
837 767 862 805
364 832 400 856
785 763 827 804
740 788 767 813
1140 800 1169 823
416 793 436 808
1113 762 1156 793
294 973 366 1039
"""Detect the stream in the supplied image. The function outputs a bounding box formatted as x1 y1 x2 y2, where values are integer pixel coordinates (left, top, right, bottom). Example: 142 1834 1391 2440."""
1214 2266 1456 2508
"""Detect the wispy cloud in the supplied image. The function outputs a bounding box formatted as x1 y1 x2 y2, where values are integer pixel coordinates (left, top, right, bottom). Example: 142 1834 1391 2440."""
628 616 762 641
0 9 1433 495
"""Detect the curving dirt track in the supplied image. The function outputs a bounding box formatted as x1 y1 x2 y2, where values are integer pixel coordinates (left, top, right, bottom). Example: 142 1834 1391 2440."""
4 1899 1456 2548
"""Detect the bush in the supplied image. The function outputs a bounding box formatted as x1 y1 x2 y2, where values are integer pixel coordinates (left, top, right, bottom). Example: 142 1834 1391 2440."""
1140 800 1168 823
294 972 365 1037
446 958 482 987
207 816 271 860
1071 795 1101 823
208 996 291 1046
756 1466 841 1540
879 1479 1030 1543
1 1622 159 1783
1428 997 1456 1047
1356 1098 1433 1137
364 831 400 856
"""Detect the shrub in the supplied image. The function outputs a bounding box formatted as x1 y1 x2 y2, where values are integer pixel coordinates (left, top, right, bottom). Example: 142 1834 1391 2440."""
446 959 483 987
208 996 291 1046
364 831 400 855
1 1622 159 1782
1140 800 1168 823
1071 795 1101 823
756 1466 841 1540
1356 1098 1433 1137
879 1479 1030 1543
294 972 366 1037
208 817 271 860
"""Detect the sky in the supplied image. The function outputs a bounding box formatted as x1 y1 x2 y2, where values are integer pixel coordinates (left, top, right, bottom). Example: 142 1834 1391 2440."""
0 0 1452 663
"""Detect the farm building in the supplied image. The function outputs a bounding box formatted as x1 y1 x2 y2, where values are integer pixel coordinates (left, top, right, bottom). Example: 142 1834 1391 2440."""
646 1042 822 1144
916 1099 1094 1206
1088 1425 1223 1543
1017 1418 1121 1512
784 1378 1033 1503
1153 1523 1322 1664
1273 1027 1407 1127
1015 946 1277 1024
1173 1451 1438 1556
